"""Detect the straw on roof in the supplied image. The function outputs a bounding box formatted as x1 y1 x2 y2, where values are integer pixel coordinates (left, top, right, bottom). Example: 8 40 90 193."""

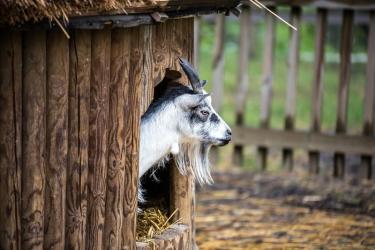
0 0 150 25
0 0 240 26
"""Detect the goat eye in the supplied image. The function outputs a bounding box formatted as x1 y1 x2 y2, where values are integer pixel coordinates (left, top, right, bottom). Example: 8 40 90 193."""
200 110 209 116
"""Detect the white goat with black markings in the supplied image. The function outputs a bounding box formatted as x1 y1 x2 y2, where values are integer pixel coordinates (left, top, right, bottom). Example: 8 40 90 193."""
138 58 231 202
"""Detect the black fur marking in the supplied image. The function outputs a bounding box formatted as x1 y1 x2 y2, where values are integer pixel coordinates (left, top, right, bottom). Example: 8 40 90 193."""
142 83 195 121
209 113 220 123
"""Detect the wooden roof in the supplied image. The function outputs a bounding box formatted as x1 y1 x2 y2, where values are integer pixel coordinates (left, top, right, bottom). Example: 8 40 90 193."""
1 0 240 26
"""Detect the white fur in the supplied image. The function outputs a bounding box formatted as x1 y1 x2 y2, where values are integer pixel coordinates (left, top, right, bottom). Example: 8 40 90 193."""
138 88 231 204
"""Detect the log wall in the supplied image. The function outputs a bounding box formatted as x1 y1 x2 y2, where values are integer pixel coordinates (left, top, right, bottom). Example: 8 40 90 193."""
0 17 194 250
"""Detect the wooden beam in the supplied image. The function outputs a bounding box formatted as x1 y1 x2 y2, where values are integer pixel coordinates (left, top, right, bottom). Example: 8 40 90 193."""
233 6 251 166
168 18 196 250
0 30 22 250
334 9 354 178
258 6 276 170
309 8 327 174
21 30 46 250
233 127 375 156
283 6 301 171
44 29 69 250
65 30 91 250
361 10 375 179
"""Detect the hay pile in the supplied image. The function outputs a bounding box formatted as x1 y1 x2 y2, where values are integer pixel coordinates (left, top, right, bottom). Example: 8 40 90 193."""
136 208 180 243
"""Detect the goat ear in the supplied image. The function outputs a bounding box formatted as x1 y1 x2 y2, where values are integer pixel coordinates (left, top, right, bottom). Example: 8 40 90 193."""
177 93 210 110
200 80 207 88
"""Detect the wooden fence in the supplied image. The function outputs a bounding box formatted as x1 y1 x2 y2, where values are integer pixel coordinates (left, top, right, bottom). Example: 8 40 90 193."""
204 3 375 179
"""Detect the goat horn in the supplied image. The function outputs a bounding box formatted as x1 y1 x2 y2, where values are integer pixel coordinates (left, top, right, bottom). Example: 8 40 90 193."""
178 57 202 92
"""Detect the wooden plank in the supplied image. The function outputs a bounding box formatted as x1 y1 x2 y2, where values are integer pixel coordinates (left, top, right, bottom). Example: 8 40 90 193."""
21 30 46 250
233 6 251 166
103 28 130 250
333 9 354 178
361 10 375 179
151 22 169 86
121 27 143 249
44 29 69 250
309 8 327 174
141 25 154 114
0 30 22 250
282 6 301 171
258 6 276 170
168 18 195 250
135 224 189 250
65 30 91 250
85 28 111 250
233 127 375 155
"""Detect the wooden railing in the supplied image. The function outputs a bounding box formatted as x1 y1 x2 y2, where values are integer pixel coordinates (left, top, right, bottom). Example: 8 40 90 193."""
201 2 375 179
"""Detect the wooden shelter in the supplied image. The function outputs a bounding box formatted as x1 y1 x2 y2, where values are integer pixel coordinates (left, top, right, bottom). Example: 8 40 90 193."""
0 1 240 249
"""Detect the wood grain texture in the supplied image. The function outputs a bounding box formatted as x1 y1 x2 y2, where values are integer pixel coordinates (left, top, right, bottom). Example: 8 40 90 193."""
233 6 251 166
282 6 301 171
140 25 154 114
86 28 111 250
309 8 327 174
65 30 91 250
0 31 22 250
43 29 69 250
103 28 130 250
258 6 276 170
121 27 143 249
361 10 375 179
21 30 46 250
333 9 353 178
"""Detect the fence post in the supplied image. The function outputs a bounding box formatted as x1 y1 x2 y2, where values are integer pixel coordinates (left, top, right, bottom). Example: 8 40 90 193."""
361 10 375 180
283 6 301 171
211 14 225 164
309 8 327 175
333 9 354 178
233 6 251 166
258 6 276 170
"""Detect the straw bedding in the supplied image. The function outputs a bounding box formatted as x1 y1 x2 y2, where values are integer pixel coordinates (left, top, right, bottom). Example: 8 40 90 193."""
136 207 180 243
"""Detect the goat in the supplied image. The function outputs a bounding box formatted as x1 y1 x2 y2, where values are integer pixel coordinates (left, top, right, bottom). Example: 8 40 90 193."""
138 58 231 202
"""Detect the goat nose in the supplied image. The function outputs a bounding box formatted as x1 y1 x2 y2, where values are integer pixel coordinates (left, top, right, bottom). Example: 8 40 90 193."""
226 129 232 136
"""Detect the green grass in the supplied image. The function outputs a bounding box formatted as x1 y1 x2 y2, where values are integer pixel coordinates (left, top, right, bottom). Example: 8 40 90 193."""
198 16 368 169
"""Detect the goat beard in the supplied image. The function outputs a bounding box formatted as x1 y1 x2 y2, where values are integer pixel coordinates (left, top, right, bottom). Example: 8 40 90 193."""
174 142 214 185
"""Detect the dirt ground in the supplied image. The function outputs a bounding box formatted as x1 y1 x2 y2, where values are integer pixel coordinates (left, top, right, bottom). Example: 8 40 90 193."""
195 169 375 250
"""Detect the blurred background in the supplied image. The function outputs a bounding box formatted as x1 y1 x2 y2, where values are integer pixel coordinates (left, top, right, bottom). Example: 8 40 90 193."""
194 5 375 249
196 7 372 176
